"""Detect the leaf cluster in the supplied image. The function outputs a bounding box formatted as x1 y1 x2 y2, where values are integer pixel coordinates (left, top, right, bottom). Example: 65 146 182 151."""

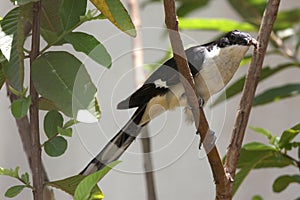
232 124 300 199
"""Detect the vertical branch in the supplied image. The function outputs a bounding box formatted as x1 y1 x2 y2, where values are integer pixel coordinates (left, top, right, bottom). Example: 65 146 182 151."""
127 0 157 199
30 1 43 199
162 0 229 199
224 0 281 198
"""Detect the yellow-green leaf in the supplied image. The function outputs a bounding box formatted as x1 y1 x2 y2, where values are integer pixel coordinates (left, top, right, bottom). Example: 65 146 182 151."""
90 0 136 37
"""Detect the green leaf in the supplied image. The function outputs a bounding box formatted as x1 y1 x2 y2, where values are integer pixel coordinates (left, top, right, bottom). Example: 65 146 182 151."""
90 0 136 37
44 110 64 138
212 63 296 107
278 123 300 149
233 145 293 194
273 175 300 193
59 0 87 30
5 185 26 198
179 18 257 32
32 51 101 122
0 58 6 90
250 126 272 139
243 142 275 151
44 136 67 157
0 166 20 178
48 175 88 196
252 195 263 200
1 6 30 92
63 119 78 128
227 0 265 25
40 0 64 44
176 0 210 17
38 97 60 111
64 32 111 68
21 172 30 185
10 96 31 119
254 84 300 106
274 9 300 31
58 127 73 137
74 161 121 200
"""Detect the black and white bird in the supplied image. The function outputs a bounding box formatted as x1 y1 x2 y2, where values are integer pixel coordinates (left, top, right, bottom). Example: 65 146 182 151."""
81 30 257 175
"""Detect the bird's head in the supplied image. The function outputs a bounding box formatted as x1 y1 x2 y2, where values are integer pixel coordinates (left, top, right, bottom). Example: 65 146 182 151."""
217 30 257 48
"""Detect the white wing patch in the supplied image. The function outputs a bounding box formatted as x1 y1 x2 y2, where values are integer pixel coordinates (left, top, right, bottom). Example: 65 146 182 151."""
154 79 168 88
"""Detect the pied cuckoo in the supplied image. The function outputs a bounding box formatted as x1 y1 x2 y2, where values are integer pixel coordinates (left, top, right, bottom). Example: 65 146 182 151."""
81 30 257 175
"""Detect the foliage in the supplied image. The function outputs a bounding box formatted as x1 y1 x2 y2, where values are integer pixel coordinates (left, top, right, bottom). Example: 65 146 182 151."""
0 0 300 199
0 0 134 198
233 124 300 197
0 167 32 198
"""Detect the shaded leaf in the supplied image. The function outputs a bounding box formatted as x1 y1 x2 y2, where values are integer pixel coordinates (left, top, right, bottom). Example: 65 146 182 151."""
278 123 300 149
5 185 26 198
0 52 7 90
275 9 300 31
227 0 265 25
254 84 300 106
40 0 64 44
234 145 293 194
176 0 210 17
1 6 31 92
273 175 300 193
74 161 121 200
44 136 67 157
64 32 111 67
32 51 101 122
179 18 256 32
38 97 60 111
212 64 296 107
90 0 136 37
10 96 31 119
48 175 88 196
44 110 64 138
60 0 87 30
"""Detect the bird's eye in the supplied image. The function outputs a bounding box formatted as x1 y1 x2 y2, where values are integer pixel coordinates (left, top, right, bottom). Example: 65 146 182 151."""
230 35 236 41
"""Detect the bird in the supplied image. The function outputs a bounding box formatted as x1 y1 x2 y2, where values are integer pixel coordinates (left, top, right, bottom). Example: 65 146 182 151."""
80 30 257 175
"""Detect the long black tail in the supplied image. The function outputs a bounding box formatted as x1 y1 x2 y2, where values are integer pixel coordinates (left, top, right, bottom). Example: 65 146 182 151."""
80 105 147 175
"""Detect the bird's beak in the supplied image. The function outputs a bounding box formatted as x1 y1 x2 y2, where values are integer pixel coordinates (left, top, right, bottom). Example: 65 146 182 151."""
247 37 258 48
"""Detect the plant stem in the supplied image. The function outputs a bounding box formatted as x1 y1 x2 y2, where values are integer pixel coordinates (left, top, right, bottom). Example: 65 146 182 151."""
30 1 43 199
162 0 228 199
224 0 281 199
127 0 157 199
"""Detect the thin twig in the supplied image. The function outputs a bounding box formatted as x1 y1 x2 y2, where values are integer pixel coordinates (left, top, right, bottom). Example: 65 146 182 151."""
127 0 157 199
30 1 43 199
224 0 281 199
162 0 228 199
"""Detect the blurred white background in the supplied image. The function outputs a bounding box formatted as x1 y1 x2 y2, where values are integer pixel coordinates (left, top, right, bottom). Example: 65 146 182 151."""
1 0 300 199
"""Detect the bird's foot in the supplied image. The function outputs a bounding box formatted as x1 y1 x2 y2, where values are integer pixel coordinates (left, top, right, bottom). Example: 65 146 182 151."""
187 97 205 110
196 129 216 150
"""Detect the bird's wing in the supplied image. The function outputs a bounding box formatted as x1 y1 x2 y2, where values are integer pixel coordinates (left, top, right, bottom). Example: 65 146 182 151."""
117 46 206 109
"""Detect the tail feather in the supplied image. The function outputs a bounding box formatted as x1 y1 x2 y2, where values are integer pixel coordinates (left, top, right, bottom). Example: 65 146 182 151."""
80 105 147 175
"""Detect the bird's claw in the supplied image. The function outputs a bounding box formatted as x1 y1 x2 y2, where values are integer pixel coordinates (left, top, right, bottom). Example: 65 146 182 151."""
187 97 205 110
196 129 216 150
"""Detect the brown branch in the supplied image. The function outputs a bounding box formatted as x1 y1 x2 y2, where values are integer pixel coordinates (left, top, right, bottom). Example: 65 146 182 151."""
224 0 281 199
127 0 157 199
162 0 229 199
30 1 43 199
